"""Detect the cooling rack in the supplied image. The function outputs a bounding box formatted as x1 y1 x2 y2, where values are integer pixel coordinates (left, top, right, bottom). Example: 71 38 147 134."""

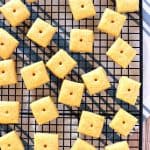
0 0 143 149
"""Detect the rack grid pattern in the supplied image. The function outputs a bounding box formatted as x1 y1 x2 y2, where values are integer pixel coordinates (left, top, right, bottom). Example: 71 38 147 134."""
0 0 142 149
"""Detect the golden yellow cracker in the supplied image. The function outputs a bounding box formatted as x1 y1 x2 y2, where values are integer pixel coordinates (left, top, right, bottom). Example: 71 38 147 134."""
116 0 139 13
109 108 138 137
34 133 59 150
105 141 129 150
30 96 59 125
58 80 84 107
46 49 77 79
69 0 96 20
98 8 126 37
78 111 105 138
0 0 30 27
0 59 17 86
27 18 57 47
106 38 137 68
116 76 141 105
21 61 50 90
0 101 20 124
70 29 94 53
71 138 96 150
0 131 24 150
82 67 110 95
0 28 19 59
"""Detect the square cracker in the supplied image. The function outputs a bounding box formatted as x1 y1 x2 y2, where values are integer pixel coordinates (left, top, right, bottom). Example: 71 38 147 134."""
0 0 30 27
0 131 24 150
105 141 129 150
27 18 57 47
116 76 141 105
82 67 110 95
71 138 96 150
34 133 59 150
0 59 17 86
30 96 59 125
109 108 137 137
0 101 20 124
98 8 126 37
0 28 19 59
106 38 137 68
20 61 50 90
70 29 94 53
46 49 77 79
78 111 105 138
69 0 96 20
116 0 139 13
58 80 84 107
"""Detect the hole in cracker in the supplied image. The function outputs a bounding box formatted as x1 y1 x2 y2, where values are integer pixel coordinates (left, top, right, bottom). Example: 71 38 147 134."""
1 70 5 74
122 121 126 124
120 50 124 54
90 124 93 127
59 62 62 65
111 20 115 23
39 30 43 33
43 144 47 148
42 108 46 112
80 38 83 42
81 4 84 8
5 110 8 114
94 78 98 81
128 88 131 92
70 92 73 95
13 9 16 13
7 144 11 147
0 42 4 46
32 73 36 76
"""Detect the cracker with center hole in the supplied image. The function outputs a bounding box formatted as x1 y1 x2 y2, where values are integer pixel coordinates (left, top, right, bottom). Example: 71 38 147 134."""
0 28 19 59
46 49 77 79
78 111 105 138
0 0 30 27
20 61 50 90
0 101 20 124
109 108 138 137
58 80 84 107
106 38 137 68
69 0 96 20
27 18 57 47
116 76 141 105
0 59 17 86
98 8 126 37
82 67 111 95
30 96 59 125
70 29 94 53
0 131 24 150
34 133 59 150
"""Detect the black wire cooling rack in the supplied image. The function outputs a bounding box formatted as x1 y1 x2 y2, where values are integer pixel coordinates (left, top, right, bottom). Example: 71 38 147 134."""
0 0 143 149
